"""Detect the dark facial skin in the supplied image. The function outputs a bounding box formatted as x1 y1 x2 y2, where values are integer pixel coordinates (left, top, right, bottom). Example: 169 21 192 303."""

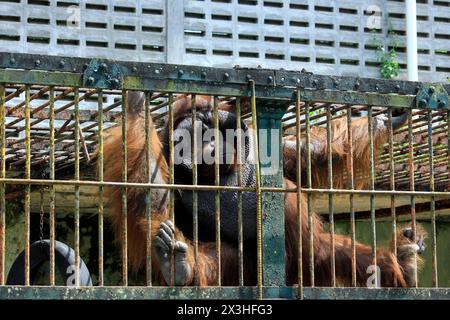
170 107 257 243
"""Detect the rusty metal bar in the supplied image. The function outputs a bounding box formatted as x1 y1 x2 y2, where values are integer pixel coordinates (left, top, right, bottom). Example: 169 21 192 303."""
1 176 450 196
7 86 50 114
74 88 80 287
367 106 377 286
346 105 356 287
326 104 336 287
168 93 175 286
305 102 314 287
0 85 5 285
97 90 104 286
24 85 31 286
236 97 244 287
145 91 152 286
407 109 418 287
121 90 128 286
213 96 221 287
249 81 263 300
428 109 438 287
295 88 303 298
387 108 397 259
48 87 55 286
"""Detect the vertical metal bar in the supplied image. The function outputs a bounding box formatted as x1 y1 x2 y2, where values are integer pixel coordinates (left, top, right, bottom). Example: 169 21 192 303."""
427 109 438 287
74 88 80 287
24 86 31 286
407 108 418 287
168 93 175 286
367 106 377 286
97 90 104 286
121 90 128 286
295 89 303 298
213 96 221 286
346 105 356 286
387 108 397 259
249 81 263 299
49 87 56 286
191 94 199 283
0 85 5 285
326 104 336 287
236 97 244 286
448 109 450 194
145 91 152 286
305 102 314 286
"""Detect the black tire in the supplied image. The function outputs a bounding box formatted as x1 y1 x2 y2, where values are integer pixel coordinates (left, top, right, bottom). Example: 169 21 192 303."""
6 239 93 286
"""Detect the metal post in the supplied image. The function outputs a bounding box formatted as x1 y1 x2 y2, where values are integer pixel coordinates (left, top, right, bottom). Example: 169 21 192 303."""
406 0 418 81
256 98 289 297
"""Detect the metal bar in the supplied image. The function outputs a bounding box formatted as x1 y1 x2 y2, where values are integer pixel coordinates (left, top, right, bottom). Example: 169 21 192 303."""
74 88 80 287
305 102 314 286
191 94 199 285
168 93 175 286
0 85 5 285
295 88 303 298
387 108 397 260
7 86 50 114
326 104 336 287
97 90 104 286
367 106 378 286
1 286 450 300
213 96 221 287
249 81 263 300
236 97 244 287
427 108 438 287
346 105 357 287
121 90 128 286
48 87 55 286
1 177 450 196
3 52 449 94
145 91 152 286
407 109 418 287
24 85 31 286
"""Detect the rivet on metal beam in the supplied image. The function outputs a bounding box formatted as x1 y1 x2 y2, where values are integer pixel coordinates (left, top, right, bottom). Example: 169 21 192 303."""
35 60 41 67
59 60 65 68
201 71 207 79
419 99 428 108
224 72 230 80
178 69 184 77
267 76 273 84
333 78 339 87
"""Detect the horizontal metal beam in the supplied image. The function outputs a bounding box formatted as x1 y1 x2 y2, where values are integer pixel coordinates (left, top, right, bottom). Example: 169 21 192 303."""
1 52 449 95
1 286 449 300
0 70 418 108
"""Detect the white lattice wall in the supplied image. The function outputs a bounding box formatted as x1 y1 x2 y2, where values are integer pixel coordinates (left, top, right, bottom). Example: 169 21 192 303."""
0 0 449 81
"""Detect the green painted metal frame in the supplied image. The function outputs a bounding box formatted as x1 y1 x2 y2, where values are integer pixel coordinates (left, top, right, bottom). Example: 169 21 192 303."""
1 52 450 300
1 286 450 300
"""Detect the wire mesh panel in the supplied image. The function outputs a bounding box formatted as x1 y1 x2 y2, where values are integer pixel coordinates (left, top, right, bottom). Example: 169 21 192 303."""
0 52 450 299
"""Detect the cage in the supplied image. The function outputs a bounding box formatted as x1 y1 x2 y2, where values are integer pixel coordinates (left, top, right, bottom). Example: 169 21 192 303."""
0 52 449 299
